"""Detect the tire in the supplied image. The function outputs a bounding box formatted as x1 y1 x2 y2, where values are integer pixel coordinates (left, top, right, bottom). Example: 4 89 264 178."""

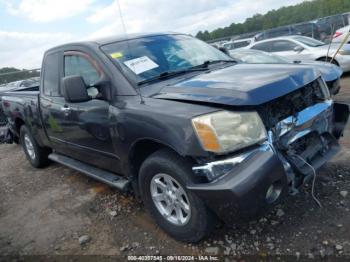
139 149 215 242
20 125 50 168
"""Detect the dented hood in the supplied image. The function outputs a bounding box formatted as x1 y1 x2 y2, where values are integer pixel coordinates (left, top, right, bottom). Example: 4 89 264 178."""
149 64 320 106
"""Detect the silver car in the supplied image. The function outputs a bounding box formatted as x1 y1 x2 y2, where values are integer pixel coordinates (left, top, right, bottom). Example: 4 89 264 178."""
229 49 343 95
248 35 350 72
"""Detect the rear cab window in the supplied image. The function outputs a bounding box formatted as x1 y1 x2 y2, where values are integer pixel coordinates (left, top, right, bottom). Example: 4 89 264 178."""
43 52 60 96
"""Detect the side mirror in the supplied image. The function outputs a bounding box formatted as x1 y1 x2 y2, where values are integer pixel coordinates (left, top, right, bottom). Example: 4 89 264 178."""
218 47 230 56
294 46 304 53
62 75 91 103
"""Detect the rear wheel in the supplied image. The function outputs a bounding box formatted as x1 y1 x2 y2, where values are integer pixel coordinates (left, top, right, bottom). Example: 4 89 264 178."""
20 125 50 168
139 149 215 242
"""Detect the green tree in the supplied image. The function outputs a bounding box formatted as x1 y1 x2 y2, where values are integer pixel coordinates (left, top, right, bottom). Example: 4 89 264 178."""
196 0 350 41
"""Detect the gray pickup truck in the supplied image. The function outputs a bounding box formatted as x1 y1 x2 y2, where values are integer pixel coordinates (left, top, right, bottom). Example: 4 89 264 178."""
1 33 349 242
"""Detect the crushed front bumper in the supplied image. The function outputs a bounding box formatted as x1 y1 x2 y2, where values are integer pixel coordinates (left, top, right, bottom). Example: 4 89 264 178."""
188 143 288 223
188 101 349 223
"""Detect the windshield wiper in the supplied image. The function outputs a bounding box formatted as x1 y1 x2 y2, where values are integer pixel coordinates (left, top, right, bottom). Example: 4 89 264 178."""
138 60 237 85
195 59 237 68
138 67 209 85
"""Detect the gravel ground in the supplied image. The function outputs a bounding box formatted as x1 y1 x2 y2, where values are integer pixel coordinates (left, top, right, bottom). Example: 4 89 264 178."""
0 74 350 261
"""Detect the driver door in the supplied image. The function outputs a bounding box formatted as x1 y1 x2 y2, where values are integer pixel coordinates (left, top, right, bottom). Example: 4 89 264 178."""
59 51 119 173
269 40 303 61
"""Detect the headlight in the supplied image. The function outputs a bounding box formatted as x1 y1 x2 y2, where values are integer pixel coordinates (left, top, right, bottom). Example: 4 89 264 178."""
192 111 267 153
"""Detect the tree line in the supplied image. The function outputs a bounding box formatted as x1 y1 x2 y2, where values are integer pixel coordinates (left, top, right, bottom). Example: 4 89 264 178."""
196 0 350 41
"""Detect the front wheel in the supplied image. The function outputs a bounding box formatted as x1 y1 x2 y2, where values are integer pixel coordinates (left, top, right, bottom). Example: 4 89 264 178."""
139 149 215 242
20 125 50 168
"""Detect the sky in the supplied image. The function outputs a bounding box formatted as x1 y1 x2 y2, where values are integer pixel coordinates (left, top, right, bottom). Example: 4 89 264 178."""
0 0 306 69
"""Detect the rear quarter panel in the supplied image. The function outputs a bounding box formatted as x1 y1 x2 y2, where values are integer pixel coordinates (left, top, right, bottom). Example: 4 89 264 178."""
2 92 48 147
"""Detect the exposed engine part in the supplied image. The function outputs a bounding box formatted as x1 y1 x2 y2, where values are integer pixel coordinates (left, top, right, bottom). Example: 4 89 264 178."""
258 78 325 129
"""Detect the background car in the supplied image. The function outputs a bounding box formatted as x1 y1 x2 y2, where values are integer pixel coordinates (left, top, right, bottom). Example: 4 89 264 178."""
333 25 350 43
222 37 255 50
229 49 343 95
248 35 350 72
315 13 350 40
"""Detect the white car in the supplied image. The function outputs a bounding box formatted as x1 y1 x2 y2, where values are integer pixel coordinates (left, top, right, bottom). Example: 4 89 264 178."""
248 35 350 72
333 25 350 43
223 38 255 50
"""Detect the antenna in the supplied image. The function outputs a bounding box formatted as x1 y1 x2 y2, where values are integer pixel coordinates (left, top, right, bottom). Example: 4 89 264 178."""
115 0 145 104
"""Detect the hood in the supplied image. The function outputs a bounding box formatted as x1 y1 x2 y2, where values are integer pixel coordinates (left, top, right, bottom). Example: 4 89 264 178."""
299 61 343 82
148 64 320 106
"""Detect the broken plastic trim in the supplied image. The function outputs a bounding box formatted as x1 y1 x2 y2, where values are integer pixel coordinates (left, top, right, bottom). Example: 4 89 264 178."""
192 142 271 182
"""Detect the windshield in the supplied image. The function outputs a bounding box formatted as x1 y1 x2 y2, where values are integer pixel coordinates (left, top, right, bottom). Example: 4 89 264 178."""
101 34 232 84
230 50 289 64
293 36 326 47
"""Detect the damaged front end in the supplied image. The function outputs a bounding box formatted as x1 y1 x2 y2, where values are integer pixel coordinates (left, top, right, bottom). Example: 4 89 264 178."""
260 77 349 192
188 77 349 222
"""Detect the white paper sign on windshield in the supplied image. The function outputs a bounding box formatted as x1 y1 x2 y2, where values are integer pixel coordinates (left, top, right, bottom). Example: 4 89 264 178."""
124 56 159 75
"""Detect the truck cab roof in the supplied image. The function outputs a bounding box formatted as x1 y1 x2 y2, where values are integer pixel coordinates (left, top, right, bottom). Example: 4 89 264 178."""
46 32 184 52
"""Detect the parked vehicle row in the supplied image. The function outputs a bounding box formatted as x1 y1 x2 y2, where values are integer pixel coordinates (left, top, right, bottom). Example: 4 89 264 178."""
1 33 349 243
219 12 350 51
228 49 343 95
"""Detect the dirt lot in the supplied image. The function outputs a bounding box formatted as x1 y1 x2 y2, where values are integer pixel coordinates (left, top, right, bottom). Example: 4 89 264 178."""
1 75 350 261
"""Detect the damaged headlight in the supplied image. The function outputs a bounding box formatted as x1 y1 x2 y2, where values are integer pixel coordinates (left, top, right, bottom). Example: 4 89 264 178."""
192 111 267 154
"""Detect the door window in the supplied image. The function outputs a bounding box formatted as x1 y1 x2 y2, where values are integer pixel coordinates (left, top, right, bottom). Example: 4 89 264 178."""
270 40 298 52
64 54 101 97
233 40 251 49
251 42 272 52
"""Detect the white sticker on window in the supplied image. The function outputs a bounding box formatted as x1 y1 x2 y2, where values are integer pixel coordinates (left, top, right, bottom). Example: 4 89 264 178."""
123 56 159 75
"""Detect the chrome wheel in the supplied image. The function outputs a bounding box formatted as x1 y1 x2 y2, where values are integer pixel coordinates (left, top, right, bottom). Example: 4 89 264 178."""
150 173 191 226
24 134 35 160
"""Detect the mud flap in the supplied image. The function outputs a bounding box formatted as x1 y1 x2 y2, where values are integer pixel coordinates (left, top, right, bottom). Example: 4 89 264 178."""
0 125 13 144
333 103 350 139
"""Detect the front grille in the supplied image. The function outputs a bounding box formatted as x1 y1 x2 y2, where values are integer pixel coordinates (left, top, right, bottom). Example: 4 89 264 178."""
258 79 325 129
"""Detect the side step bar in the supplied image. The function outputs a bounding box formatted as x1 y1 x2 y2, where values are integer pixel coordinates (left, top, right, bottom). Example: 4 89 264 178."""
48 153 130 191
